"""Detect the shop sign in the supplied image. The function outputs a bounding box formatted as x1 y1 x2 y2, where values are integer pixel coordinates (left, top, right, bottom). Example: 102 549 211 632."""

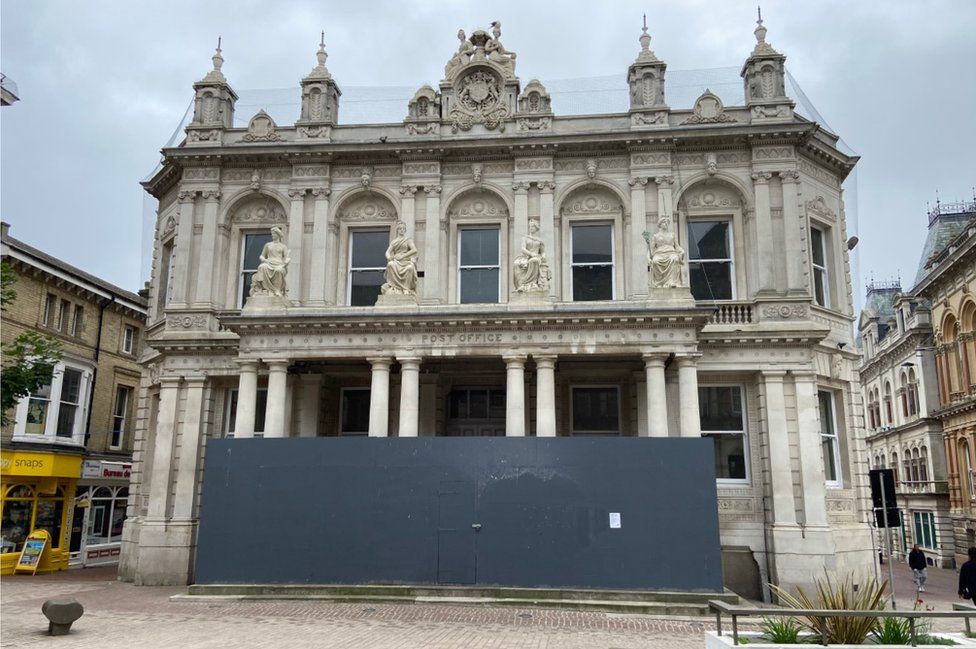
82 460 132 481
0 451 81 478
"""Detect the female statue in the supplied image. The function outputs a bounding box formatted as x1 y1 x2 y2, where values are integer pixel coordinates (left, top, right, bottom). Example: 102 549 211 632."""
648 215 686 288
381 221 419 295
513 219 550 292
249 226 290 297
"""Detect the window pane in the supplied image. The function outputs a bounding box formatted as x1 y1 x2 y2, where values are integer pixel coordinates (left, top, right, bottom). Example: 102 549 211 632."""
688 221 730 260
572 387 619 433
689 262 733 300
811 227 825 266
814 269 826 306
110 499 127 543
489 390 505 418
34 499 64 549
572 265 613 301
469 389 488 419
350 270 384 306
61 369 82 404
243 234 272 271
460 229 499 266
1 499 33 553
26 381 51 435
449 390 466 419
56 405 77 437
818 391 835 436
704 433 747 480
572 225 612 264
254 389 268 434
698 386 743 431
459 268 499 304
822 436 838 482
351 231 388 269
341 390 371 435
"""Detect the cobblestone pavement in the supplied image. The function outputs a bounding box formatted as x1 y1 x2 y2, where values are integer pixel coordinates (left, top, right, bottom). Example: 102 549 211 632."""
1 567 708 649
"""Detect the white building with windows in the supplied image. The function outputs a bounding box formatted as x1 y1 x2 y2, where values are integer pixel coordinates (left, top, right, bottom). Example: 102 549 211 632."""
121 17 873 593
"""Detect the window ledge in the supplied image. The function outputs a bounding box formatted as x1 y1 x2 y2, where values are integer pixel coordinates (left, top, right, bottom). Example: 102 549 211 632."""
10 434 85 448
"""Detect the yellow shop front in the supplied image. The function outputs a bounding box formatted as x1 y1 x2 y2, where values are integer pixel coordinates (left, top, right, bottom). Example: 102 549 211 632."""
1 450 81 575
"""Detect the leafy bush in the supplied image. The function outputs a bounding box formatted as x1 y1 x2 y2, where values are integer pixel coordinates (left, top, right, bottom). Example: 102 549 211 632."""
760 616 801 643
769 573 886 645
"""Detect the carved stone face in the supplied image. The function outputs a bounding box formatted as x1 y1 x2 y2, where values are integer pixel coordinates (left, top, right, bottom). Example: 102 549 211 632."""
396 222 406 236
529 220 539 234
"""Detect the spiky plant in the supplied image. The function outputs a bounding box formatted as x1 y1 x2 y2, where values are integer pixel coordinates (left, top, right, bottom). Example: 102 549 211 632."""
768 573 887 645
760 616 801 644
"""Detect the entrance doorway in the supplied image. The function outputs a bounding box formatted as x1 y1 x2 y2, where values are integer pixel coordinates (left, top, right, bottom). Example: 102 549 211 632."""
446 387 505 436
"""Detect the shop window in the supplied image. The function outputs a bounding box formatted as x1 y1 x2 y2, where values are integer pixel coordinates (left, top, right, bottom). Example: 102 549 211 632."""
239 232 273 307
913 511 937 549
458 227 500 304
122 325 137 355
42 293 57 327
810 225 830 307
340 388 371 435
71 305 84 337
1 485 35 554
111 386 132 449
818 390 842 486
570 224 614 301
348 230 388 307
85 486 128 547
698 385 748 482
570 386 620 434
224 388 268 436
687 220 734 300
33 491 65 549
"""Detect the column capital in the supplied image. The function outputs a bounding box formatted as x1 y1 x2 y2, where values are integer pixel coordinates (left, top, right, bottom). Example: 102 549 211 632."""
762 369 788 380
158 376 182 388
536 180 555 193
287 188 308 199
399 185 418 197
512 181 530 194
533 354 557 369
200 190 221 202
264 359 291 371
177 190 197 202
182 375 208 386
751 171 773 184
311 187 332 198
423 184 442 196
503 353 527 366
675 352 702 366
654 175 674 187
780 169 801 183
628 176 649 187
234 358 260 370
367 356 393 369
642 352 669 366
791 369 818 381
396 355 422 369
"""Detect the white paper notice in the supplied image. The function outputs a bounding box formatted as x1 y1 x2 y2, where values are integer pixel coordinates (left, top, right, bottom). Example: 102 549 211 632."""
609 512 621 529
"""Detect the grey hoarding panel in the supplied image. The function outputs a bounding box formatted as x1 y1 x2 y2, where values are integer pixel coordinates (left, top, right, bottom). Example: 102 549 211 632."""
195 437 722 592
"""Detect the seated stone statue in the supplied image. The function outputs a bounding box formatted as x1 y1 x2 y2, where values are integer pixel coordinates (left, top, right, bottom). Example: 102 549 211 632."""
380 221 419 295
648 215 686 288
444 29 473 78
249 225 290 297
513 219 550 292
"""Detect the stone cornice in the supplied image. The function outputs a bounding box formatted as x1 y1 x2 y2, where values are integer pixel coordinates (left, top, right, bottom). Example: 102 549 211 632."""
858 330 934 378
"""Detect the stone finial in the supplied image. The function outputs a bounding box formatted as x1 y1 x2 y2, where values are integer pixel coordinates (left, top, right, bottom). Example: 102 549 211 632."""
636 14 659 63
305 31 332 80
752 6 780 55
200 37 228 84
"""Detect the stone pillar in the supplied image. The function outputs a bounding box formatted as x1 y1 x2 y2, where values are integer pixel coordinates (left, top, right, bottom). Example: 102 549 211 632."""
263 360 290 438
286 189 306 303
368 357 392 437
628 177 649 300
752 172 775 294
512 183 529 278
677 354 701 437
298 375 322 437
171 377 205 520
400 186 417 237
763 370 797 525
780 171 805 295
538 181 557 298
397 356 421 437
643 353 669 437
504 354 527 437
423 185 442 303
146 377 180 520
169 191 196 307
192 191 220 306
307 188 331 306
233 360 259 439
535 354 557 437
794 371 828 527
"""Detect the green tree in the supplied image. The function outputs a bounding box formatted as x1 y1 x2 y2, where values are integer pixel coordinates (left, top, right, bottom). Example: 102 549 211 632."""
1 260 63 426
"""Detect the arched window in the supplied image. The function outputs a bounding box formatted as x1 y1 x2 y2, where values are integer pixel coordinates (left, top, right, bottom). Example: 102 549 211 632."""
891 452 899 484
920 446 929 483
911 448 921 483
907 368 919 417
900 372 910 418
884 381 894 425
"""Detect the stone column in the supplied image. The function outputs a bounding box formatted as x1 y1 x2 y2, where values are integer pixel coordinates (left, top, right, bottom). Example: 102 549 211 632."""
171 377 205 520
535 354 557 437
400 186 417 237
147 377 180 520
233 360 259 439
628 177 649 300
780 171 805 295
298 375 322 437
763 370 797 525
643 353 669 437
752 172 775 294
538 181 557 298
655 176 674 222
307 188 331 306
504 354 527 437
677 354 702 437
286 189 306 303
423 185 442 303
512 183 530 279
263 360 290 438
193 191 220 307
794 371 828 527
397 355 421 437
368 357 392 437
169 191 196 308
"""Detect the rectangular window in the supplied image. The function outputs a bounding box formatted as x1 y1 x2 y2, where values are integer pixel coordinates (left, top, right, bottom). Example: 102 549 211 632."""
340 388 371 435
122 325 137 355
699 386 748 481
55 368 83 438
71 305 84 336
240 233 273 307
348 230 388 307
818 390 842 486
42 293 57 326
25 380 53 435
688 220 734 300
570 386 620 434
224 388 268 436
811 225 829 307
913 511 937 550
458 227 500 304
111 386 131 448
571 224 614 301
57 299 70 332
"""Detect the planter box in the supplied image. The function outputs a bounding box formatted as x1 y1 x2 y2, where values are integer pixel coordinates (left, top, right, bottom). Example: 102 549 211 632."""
705 630 976 648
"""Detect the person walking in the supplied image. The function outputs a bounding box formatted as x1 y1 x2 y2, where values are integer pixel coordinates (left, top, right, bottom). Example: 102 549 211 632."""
909 544 928 592
959 547 976 604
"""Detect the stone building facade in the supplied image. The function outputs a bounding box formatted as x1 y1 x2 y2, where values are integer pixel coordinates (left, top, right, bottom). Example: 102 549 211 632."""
121 18 873 592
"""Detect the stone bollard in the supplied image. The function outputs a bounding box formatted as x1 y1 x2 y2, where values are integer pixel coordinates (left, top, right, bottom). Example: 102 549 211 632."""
41 598 84 636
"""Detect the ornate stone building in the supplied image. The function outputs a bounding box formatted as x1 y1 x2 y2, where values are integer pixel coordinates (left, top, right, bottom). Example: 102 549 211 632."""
121 18 873 593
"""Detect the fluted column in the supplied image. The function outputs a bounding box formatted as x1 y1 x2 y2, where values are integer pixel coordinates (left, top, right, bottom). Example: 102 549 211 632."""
400 186 417 237
504 354 527 437
286 188 306 303
193 191 221 306
233 360 259 438
512 183 530 284
780 171 805 295
169 191 196 308
752 172 775 294
535 354 557 437
368 357 392 437
677 353 701 437
147 377 180 520
628 177 649 300
423 185 442 303
643 353 669 437
172 376 205 520
263 360 290 438
794 371 828 527
538 182 557 298
397 355 421 437
763 370 797 525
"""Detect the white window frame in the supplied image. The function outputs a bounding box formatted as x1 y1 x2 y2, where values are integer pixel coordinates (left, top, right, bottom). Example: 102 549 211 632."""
810 224 830 308
687 217 736 301
238 232 273 309
339 387 371 436
698 383 750 485
110 385 131 450
12 360 93 446
122 325 136 355
347 229 388 307
42 293 57 326
457 226 501 304
819 389 843 488
569 222 616 302
223 387 268 437
569 385 622 435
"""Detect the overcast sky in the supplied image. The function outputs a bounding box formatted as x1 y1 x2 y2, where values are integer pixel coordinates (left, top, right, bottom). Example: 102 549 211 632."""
2 0 974 302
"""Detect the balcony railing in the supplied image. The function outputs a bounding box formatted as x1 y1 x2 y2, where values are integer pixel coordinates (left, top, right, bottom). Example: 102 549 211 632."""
896 479 949 494
708 302 754 325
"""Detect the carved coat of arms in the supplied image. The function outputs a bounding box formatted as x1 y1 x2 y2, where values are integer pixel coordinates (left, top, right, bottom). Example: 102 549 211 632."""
450 69 509 132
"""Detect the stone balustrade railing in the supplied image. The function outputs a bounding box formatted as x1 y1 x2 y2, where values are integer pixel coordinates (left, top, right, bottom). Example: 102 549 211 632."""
707 302 754 325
